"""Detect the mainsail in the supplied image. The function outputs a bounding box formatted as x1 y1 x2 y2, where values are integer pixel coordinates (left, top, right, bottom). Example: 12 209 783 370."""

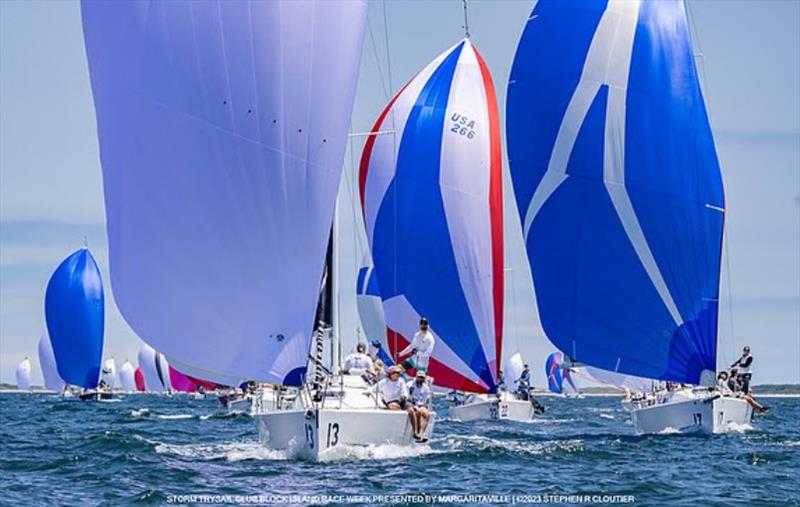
507 0 724 385
360 39 504 393
356 265 392 365
16 358 31 391
81 0 367 385
45 248 104 389
37 332 65 392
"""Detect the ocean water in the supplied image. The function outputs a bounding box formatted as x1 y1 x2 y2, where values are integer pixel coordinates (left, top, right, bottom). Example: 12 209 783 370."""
1 393 798 506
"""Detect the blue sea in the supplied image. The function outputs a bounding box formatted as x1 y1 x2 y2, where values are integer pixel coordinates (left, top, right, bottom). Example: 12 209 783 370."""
1 393 798 506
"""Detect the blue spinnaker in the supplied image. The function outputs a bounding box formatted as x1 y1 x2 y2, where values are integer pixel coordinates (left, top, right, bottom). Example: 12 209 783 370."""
45 248 104 389
507 0 724 385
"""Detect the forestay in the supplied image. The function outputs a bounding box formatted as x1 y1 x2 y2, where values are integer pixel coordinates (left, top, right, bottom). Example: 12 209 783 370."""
81 0 367 386
360 39 504 393
507 0 724 385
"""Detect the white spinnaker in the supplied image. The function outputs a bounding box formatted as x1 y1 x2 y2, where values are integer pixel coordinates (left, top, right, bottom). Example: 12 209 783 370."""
16 358 31 391
118 361 136 392
81 0 367 385
101 358 116 388
504 353 524 386
38 332 65 392
138 344 166 393
584 366 653 392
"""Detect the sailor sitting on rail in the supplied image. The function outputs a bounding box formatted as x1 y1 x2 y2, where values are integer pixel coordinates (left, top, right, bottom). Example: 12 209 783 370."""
342 343 375 377
374 365 409 410
406 371 432 442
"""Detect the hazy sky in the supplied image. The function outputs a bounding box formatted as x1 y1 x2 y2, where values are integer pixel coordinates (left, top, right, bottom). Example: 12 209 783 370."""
1 0 798 387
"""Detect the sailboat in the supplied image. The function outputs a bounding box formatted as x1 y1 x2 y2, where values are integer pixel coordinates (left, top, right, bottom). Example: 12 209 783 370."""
81 0 380 459
118 360 136 393
100 357 116 390
38 332 65 392
133 368 146 393
15 358 31 391
45 247 106 401
359 36 535 422
137 344 171 394
545 351 579 397
506 0 753 433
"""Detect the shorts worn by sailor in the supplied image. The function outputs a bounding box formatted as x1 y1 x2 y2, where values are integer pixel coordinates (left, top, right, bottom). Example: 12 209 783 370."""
384 399 409 410
401 355 430 374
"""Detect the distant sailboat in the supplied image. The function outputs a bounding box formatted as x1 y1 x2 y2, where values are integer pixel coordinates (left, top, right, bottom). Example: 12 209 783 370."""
16 358 31 391
101 358 116 389
118 361 136 393
37 332 65 392
137 344 171 394
506 0 752 433
45 247 106 401
133 367 146 393
545 352 578 396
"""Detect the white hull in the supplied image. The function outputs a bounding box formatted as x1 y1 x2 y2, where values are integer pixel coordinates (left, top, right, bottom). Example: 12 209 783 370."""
450 392 537 422
631 390 753 434
228 396 253 415
253 375 435 460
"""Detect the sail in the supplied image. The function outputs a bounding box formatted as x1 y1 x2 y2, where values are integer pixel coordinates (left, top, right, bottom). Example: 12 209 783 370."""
81 0 367 386
16 358 31 391
359 39 504 393
545 352 565 394
118 361 136 392
584 366 653 392
137 344 168 393
504 353 524 388
168 366 198 393
37 332 65 392
506 0 724 385
134 368 146 392
101 358 116 388
356 265 392 365
45 248 104 389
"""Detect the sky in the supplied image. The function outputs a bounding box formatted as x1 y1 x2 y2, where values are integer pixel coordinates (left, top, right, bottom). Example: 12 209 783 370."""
1 0 798 387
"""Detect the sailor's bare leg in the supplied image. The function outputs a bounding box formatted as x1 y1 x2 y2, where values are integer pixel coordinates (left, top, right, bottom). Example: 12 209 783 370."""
406 407 419 436
417 407 430 435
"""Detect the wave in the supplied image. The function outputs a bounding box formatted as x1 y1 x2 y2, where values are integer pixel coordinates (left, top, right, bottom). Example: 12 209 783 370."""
131 408 151 417
717 421 754 434
155 441 288 461
156 414 194 420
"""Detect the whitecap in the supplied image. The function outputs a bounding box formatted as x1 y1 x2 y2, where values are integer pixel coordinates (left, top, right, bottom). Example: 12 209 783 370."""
155 441 288 461
716 421 753 434
658 427 681 435
131 408 150 417
156 414 194 420
599 413 615 420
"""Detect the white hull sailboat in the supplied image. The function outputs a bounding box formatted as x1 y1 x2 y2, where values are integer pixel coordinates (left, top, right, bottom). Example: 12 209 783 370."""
629 387 753 434
254 375 435 459
505 1 755 435
450 391 537 423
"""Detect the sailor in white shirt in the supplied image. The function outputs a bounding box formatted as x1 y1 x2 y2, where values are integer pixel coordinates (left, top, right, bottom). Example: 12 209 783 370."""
342 343 375 376
406 371 432 442
374 365 409 410
397 317 435 374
